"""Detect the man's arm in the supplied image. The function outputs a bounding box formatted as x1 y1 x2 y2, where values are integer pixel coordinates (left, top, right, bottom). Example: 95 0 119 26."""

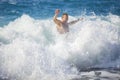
53 14 61 26
68 18 83 25
53 9 61 26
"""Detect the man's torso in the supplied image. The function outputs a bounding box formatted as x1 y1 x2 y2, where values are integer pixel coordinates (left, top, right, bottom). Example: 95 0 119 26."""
57 22 69 34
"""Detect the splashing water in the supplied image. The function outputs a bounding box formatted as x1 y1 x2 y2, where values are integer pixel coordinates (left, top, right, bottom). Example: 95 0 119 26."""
0 14 120 80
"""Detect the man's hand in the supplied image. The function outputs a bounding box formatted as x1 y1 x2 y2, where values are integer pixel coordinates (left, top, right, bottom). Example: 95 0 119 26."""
55 9 60 15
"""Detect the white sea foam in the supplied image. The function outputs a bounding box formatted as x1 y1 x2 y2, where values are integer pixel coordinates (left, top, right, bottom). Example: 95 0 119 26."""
0 14 120 80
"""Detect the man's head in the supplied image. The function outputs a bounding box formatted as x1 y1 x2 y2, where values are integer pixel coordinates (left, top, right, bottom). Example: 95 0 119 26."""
62 13 68 22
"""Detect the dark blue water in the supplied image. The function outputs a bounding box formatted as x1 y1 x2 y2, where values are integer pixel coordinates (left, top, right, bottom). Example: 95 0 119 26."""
0 0 120 26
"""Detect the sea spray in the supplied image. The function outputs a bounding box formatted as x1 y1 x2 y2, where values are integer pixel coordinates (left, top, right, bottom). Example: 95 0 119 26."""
0 14 120 80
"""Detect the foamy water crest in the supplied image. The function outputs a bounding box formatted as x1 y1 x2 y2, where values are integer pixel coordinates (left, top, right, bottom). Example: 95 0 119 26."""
0 14 120 80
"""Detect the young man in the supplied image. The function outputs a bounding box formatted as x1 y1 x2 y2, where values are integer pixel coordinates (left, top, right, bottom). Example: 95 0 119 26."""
53 9 83 34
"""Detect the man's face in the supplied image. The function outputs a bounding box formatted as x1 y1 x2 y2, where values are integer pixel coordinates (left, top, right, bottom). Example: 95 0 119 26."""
62 15 68 22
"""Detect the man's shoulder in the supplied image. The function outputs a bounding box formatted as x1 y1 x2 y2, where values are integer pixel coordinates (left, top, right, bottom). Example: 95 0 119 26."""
54 19 62 26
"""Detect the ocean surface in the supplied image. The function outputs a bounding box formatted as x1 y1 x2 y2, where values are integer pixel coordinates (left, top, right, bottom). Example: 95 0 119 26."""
0 0 120 80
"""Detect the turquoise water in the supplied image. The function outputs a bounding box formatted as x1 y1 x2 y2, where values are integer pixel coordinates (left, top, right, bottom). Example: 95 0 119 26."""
0 0 120 26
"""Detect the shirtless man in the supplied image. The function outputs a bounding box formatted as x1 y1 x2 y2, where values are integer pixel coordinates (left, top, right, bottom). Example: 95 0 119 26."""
53 9 83 34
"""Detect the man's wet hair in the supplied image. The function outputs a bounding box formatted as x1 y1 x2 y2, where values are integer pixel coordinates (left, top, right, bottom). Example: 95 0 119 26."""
62 13 68 17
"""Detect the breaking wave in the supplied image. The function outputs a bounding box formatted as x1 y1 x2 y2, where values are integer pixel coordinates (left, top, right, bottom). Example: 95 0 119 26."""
0 14 120 80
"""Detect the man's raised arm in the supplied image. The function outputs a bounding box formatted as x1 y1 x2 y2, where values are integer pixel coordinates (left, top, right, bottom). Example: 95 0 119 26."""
53 9 61 26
